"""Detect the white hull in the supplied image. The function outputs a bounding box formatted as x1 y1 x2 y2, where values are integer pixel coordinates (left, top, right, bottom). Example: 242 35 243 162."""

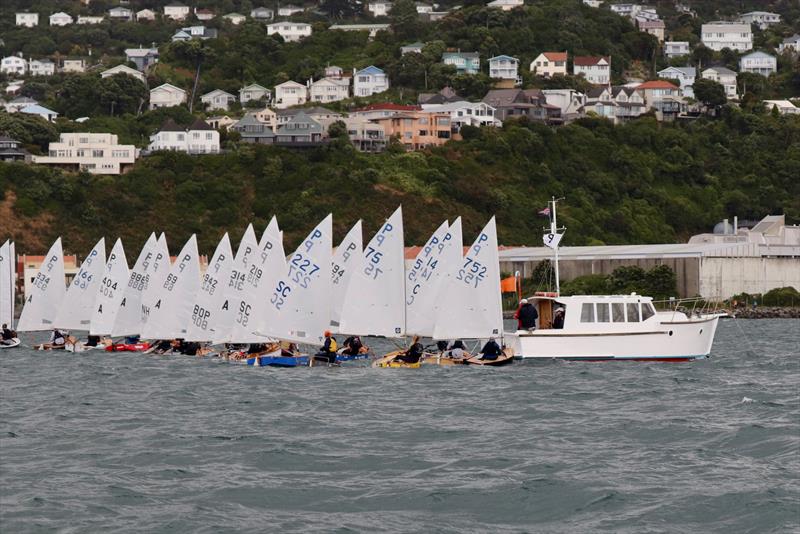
0 338 21 349
506 315 720 361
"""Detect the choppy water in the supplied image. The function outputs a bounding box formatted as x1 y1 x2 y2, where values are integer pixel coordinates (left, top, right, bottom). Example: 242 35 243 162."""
1 319 799 533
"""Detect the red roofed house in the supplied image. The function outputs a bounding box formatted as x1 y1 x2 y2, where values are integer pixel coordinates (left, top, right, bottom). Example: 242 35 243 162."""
635 80 684 120
530 51 568 78
573 56 610 84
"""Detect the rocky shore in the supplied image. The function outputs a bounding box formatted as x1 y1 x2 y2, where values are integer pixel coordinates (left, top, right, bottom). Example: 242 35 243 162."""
731 307 800 319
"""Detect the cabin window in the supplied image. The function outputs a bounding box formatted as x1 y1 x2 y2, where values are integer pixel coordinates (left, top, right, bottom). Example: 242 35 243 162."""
596 303 610 322
641 303 655 321
612 303 625 322
627 303 640 322
580 303 595 323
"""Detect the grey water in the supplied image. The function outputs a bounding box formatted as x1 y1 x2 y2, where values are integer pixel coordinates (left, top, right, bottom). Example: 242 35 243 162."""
1 319 798 533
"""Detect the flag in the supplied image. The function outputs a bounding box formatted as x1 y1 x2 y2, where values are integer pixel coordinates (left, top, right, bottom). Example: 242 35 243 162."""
500 276 517 293
538 207 551 217
543 232 563 249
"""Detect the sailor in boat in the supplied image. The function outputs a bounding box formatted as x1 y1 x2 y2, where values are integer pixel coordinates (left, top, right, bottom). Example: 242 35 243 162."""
1 324 18 346
341 335 367 356
515 299 538 331
552 308 565 329
395 336 425 365
38 328 67 350
280 341 300 356
478 338 503 361
315 331 338 364
448 339 467 359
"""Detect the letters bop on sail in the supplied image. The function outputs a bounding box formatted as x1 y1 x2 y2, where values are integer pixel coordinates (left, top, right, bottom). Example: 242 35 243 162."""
141 235 201 340
111 233 157 336
405 219 454 337
432 217 503 341
140 233 171 327
330 220 362 330
53 238 106 331
184 233 233 342
259 214 333 345
17 238 66 332
338 207 405 338
0 240 16 327
89 239 129 336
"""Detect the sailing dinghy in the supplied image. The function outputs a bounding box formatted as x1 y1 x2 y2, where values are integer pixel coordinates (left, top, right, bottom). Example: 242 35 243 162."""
184 232 233 345
89 239 135 350
0 240 19 349
17 238 67 349
109 234 157 349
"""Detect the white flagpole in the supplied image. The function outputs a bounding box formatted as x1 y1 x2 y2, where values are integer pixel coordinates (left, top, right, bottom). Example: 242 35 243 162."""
551 197 560 296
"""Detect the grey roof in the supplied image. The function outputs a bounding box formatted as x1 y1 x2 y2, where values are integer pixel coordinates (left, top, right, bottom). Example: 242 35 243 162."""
741 51 775 59
189 118 214 131
159 119 184 132
659 66 696 76
783 34 800 43
233 114 276 137
705 66 737 76
276 111 323 134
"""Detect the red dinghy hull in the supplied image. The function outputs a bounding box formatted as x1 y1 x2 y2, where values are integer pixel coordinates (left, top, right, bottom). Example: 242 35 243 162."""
105 342 151 352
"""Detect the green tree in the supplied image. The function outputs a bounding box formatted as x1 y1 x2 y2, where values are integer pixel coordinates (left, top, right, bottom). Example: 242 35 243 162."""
693 78 727 109
390 0 422 40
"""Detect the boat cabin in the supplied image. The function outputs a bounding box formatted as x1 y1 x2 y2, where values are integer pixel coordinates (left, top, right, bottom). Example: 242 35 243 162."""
526 294 658 333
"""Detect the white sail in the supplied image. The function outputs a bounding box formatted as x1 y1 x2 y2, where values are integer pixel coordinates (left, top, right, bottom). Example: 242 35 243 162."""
213 224 267 343
432 217 503 340
261 216 279 247
339 207 405 338
140 233 171 326
0 240 15 327
405 219 456 337
17 238 67 332
89 239 129 336
330 220 362 329
111 233 157 336
259 214 332 345
53 238 106 331
141 235 201 340
184 233 233 342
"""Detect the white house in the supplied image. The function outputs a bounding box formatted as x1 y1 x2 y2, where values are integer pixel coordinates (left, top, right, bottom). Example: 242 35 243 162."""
29 59 56 77
487 0 524 10
582 0 602 7
367 1 393 17
416 3 433 14
148 119 220 154
329 24 390 38
701 22 752 52
420 101 502 129
62 58 87 73
49 12 74 26
664 41 690 58
573 56 610 85
251 7 274 20
77 16 104 24
108 6 134 21
530 51 567 77
738 11 781 30
172 26 218 41
658 66 695 99
401 42 425 55
194 8 215 21
763 100 799 115
266 22 312 42
149 83 187 110
274 81 308 109
4 96 38 113
542 89 587 121
740 51 777 76
1 56 27 76
136 9 156 21
201 89 237 111
278 5 304 16
779 34 800 55
223 12 247 24
16 13 39 27
239 83 271 104
353 66 390 97
309 77 350 103
101 64 146 84
701 66 738 100
488 55 519 81
164 2 191 20
33 133 138 175
20 104 59 122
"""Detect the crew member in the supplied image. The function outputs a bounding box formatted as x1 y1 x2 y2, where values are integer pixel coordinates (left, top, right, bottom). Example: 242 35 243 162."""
396 336 424 364
515 299 538 331
448 339 466 359
50 328 66 347
1 323 14 343
342 335 364 356
480 338 503 360
316 331 338 364
552 308 565 329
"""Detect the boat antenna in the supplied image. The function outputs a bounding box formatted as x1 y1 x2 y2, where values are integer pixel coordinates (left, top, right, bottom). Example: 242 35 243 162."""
543 196 566 296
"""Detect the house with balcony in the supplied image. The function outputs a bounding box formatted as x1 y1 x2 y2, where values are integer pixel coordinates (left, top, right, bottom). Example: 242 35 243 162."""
0 135 31 163
482 88 560 123
172 26 218 41
49 12 74 26
164 2 190 20
16 13 39 27
101 64 146 83
250 7 274 20
149 83 187 110
779 34 800 55
573 56 610 85
353 66 390 97
309 77 350 103
739 51 777 76
201 89 237 111
488 55 520 82
109 6 134 21
530 51 568 77
367 1 393 17
349 103 422 121
664 41 690 58
542 89 587 122
125 48 159 71
62 58 87 73
701 66 738 100
239 83 271 105
231 113 277 144
29 59 55 77
275 112 325 146
738 11 781 30
635 80 683 120
344 117 386 152
274 80 308 108
657 66 695 99
1 56 27 76
148 118 220 154
372 111 452 150
442 52 480 75
267 22 312 42
33 133 138 175
420 101 502 131
611 86 646 121
701 22 752 52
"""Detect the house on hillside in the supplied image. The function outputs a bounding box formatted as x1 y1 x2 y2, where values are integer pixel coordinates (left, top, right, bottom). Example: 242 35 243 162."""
239 83 271 104
329 24 390 39
194 8 215 21
231 114 277 144
0 136 31 163
101 64 146 83
738 11 781 30
418 86 461 104
635 80 683 120
20 104 59 122
278 5 304 16
267 22 312 42
372 111 451 150
125 48 159 71
251 7 274 20
274 80 308 108
353 66 389 97
33 133 137 175
77 16 104 24
49 12 74 26
136 9 156 21
740 51 777 76
701 22 752 52
62 58 87 73
779 34 800 54
416 3 434 14
172 26 218 41
344 117 387 152
201 89 237 111
482 88 560 122
1 56 27 76
763 100 799 115
164 2 191 20
442 52 480 75
149 83 187 110
349 103 421 121
657 66 695 99
29 59 56 77
15 13 39 27
276 107 343 130
223 13 247 24
541 89 587 122
367 1 393 17
637 19 665 42
148 118 220 154
530 51 568 77
701 66 738 100
573 56 610 85
611 86 646 121
420 101 502 131
206 115 238 129
401 42 425 55
664 41 690 58
489 55 520 82
108 6 134 21
487 0 524 10
275 112 325 146
325 66 345 78
309 77 350 103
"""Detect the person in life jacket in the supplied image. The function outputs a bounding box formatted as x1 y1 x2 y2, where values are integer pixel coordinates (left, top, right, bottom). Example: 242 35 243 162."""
50 329 66 347
342 335 365 355
316 331 338 363
514 299 538 331
448 339 467 359
396 336 424 364
1 323 15 345
479 338 503 360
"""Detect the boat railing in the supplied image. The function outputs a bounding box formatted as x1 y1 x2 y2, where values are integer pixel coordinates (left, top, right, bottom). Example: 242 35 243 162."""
652 297 724 321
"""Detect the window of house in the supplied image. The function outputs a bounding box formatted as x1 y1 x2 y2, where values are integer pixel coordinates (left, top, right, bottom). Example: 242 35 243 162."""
612 303 625 322
419 130 428 136
626 303 640 322
580 303 595 323
92 149 103 158
206 133 212 140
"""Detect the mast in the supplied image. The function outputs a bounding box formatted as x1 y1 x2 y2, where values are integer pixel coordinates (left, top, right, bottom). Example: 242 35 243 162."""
545 196 565 296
